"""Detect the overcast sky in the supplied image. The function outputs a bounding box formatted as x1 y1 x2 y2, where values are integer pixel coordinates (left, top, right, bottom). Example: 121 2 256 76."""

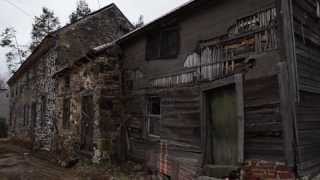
0 0 190 80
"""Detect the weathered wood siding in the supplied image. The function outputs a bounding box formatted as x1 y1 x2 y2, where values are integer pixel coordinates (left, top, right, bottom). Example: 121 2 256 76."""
292 0 320 177
120 0 288 178
293 0 320 93
296 91 320 177
244 75 284 161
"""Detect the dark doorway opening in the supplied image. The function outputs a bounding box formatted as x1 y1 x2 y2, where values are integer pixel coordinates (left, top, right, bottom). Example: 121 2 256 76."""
80 95 94 153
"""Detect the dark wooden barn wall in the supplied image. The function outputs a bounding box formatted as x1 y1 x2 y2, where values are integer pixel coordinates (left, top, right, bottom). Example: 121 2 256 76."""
244 75 285 161
292 0 320 177
126 75 285 164
160 87 201 146
296 91 320 177
292 0 320 93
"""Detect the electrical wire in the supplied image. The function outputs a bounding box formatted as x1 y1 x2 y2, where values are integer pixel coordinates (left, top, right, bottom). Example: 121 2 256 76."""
0 0 34 18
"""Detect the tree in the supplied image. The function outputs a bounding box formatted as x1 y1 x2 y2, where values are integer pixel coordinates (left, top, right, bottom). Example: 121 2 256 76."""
30 7 60 51
69 0 91 23
0 27 29 74
134 15 144 28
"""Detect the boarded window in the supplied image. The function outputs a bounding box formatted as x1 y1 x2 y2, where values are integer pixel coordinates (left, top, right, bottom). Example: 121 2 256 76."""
147 97 161 137
146 27 179 60
40 96 47 127
63 98 71 129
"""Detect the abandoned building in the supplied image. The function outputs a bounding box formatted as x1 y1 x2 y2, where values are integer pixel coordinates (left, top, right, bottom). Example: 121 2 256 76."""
7 3 133 151
7 0 320 179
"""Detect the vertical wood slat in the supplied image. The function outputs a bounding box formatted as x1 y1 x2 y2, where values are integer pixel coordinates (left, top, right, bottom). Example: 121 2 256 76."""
278 62 297 167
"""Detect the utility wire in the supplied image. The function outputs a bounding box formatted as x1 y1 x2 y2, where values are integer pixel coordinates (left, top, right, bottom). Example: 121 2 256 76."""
0 0 34 18
97 0 101 8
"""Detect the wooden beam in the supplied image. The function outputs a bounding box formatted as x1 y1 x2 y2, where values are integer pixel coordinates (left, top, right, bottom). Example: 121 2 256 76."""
278 62 297 168
278 0 299 101
235 74 244 164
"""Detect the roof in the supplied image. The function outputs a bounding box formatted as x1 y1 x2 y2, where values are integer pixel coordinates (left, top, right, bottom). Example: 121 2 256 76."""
7 3 133 85
7 34 57 85
117 0 208 44
93 0 210 52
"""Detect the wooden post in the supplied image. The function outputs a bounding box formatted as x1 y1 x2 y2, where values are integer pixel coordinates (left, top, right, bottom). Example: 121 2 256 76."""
278 62 297 168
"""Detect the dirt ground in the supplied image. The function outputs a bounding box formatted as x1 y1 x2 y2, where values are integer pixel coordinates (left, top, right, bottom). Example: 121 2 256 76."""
0 139 158 180
0 139 81 180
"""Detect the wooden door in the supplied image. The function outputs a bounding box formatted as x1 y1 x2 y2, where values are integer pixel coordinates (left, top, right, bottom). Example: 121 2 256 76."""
80 95 94 152
208 85 238 165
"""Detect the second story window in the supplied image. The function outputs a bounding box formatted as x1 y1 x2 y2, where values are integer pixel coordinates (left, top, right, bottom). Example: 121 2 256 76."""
146 26 179 60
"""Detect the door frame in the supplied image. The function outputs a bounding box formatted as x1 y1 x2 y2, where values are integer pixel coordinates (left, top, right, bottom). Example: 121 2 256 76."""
200 74 244 165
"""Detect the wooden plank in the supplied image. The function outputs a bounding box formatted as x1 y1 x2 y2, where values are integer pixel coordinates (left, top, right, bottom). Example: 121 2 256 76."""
279 0 299 101
278 62 297 167
235 74 244 164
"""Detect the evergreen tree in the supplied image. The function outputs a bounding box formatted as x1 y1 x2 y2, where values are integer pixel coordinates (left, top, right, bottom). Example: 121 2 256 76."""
30 7 60 51
134 15 144 28
69 0 91 23
0 27 29 74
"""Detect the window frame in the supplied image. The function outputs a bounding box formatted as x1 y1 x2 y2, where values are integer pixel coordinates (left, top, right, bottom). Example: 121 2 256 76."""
146 96 161 138
146 26 180 61
40 96 47 127
62 98 71 129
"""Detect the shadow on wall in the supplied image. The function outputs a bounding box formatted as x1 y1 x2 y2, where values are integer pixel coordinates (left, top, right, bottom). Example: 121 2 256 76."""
0 117 7 138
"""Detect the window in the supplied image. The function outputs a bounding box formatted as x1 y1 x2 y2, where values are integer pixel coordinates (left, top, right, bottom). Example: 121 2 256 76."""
146 27 179 60
23 105 28 127
63 98 71 129
146 97 161 137
40 96 47 127
65 74 70 89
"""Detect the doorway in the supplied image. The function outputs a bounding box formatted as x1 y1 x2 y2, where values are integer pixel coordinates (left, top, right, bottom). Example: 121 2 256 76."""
207 85 238 165
201 75 244 177
80 95 94 152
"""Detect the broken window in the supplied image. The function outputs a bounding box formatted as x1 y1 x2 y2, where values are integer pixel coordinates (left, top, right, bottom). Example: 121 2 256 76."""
146 97 161 137
146 27 179 60
63 98 71 129
40 96 47 127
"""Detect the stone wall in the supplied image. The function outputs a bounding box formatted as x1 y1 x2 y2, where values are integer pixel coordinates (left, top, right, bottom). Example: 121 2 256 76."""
8 3 133 153
55 54 122 163
8 49 57 150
